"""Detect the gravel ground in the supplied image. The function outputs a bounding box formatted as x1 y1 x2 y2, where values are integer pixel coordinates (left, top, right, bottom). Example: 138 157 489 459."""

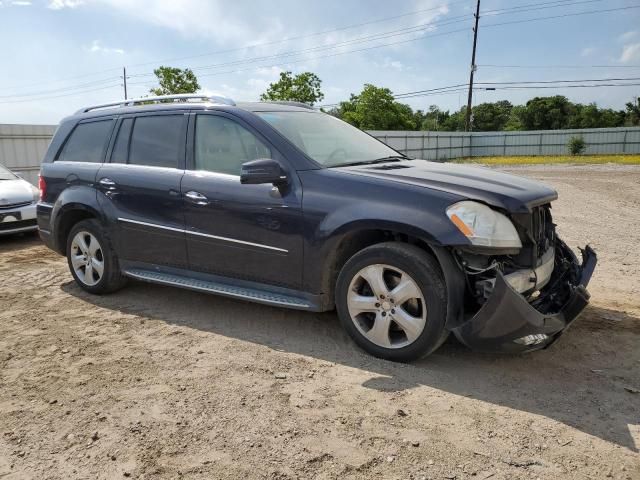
0 164 638 480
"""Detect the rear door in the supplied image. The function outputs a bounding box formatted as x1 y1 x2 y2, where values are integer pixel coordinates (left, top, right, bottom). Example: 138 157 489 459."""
96 112 189 268
180 112 304 289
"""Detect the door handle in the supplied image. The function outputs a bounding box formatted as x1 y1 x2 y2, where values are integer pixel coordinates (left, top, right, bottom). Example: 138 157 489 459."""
185 191 209 206
98 177 116 187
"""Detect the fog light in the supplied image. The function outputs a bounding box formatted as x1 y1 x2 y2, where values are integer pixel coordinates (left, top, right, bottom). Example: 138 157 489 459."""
513 334 549 346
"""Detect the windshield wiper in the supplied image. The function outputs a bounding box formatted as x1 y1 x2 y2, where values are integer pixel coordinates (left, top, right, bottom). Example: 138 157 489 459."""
329 155 408 168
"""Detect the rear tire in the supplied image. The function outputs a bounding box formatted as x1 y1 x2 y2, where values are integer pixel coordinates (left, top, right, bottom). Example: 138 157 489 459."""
335 242 448 362
66 219 126 294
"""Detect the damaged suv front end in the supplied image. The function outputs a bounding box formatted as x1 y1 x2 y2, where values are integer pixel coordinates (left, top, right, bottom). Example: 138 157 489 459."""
446 200 597 353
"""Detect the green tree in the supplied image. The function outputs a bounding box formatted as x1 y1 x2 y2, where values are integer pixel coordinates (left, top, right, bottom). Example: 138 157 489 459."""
625 96 640 126
337 84 416 130
504 105 525 131
150 66 200 96
260 71 324 106
420 105 451 131
441 107 466 132
520 96 576 130
471 100 513 131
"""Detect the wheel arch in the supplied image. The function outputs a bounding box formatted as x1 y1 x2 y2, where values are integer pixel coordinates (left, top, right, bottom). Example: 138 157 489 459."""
319 222 466 329
53 203 103 254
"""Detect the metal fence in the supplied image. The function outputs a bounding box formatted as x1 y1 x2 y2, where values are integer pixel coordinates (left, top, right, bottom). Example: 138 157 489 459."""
0 124 57 185
1 124 639 186
369 127 640 161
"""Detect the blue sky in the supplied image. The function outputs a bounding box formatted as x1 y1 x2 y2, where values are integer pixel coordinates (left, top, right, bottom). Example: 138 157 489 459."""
0 0 639 124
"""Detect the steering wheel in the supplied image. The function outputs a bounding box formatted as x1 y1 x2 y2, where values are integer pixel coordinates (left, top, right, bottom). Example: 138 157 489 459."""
327 148 348 162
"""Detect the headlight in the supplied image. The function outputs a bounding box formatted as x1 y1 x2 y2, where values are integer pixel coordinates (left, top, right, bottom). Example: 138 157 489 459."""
446 201 522 248
31 185 40 203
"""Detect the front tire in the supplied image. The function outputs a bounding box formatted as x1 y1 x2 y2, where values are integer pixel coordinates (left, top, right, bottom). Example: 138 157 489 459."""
66 219 126 294
335 242 448 362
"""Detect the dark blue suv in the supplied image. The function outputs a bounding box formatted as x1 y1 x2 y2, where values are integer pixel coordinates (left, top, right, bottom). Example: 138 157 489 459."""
37 94 596 361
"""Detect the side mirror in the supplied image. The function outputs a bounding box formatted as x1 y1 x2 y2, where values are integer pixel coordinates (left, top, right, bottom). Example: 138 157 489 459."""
240 158 288 186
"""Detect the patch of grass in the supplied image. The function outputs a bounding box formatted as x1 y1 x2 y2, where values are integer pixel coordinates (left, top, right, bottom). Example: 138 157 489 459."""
455 154 640 165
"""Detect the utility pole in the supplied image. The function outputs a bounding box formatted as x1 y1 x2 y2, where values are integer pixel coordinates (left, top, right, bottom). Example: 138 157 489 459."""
465 0 481 132
122 67 128 100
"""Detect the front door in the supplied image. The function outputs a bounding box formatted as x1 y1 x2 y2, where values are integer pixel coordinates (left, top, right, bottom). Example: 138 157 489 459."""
96 112 188 268
180 112 303 289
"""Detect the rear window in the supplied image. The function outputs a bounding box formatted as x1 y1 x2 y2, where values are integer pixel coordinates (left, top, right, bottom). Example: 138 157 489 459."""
58 120 113 163
128 115 184 168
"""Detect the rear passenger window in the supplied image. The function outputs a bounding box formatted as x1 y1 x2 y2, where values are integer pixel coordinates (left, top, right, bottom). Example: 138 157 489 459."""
129 115 184 168
58 120 113 163
195 115 271 176
110 118 133 164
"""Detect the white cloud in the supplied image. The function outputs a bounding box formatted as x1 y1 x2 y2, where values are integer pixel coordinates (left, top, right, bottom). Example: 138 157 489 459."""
11 1 31 5
48 0 83 9
620 43 640 63
618 31 638 42
374 58 405 71
580 47 596 57
85 40 124 55
94 0 283 45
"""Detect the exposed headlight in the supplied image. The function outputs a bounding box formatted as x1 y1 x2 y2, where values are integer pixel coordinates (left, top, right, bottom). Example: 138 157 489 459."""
446 201 522 248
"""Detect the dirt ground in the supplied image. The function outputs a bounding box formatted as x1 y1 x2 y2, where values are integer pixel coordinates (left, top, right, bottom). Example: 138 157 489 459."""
0 164 638 480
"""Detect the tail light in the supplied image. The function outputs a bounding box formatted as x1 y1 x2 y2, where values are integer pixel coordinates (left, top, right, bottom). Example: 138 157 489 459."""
38 174 46 201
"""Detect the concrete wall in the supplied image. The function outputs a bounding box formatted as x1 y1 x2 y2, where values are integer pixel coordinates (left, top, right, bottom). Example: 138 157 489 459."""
1 124 639 186
0 124 57 185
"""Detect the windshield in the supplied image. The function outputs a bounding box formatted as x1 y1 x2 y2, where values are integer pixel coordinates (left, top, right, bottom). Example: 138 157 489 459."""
0 164 17 181
256 111 401 167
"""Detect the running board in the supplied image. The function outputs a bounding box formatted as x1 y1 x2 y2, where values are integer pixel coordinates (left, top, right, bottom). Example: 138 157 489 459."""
123 268 312 310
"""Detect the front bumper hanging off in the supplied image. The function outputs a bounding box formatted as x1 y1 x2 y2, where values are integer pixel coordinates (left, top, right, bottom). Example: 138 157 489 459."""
453 239 597 353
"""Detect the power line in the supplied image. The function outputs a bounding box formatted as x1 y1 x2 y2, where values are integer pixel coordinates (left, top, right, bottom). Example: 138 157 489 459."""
126 15 474 79
0 1 468 93
5 2 640 103
128 3 640 84
320 77 640 106
478 76 640 85
482 4 640 30
124 0 472 70
128 1 625 79
481 0 606 16
478 64 640 69
126 27 471 84
0 76 119 100
0 84 122 104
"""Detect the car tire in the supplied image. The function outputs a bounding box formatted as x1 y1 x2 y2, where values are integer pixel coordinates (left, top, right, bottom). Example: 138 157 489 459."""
66 219 127 294
335 242 448 362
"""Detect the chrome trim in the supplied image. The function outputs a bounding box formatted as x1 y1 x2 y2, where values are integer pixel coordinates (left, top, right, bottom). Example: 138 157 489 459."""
186 229 288 253
123 270 308 308
117 217 288 253
117 217 184 234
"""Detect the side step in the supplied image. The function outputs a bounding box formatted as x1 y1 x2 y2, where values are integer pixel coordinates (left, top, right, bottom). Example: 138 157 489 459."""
123 268 312 310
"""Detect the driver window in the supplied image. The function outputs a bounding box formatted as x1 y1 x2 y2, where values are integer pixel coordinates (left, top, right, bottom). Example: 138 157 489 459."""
195 115 271 176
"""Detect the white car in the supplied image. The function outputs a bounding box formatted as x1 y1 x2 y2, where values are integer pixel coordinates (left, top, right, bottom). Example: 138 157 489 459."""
0 164 39 236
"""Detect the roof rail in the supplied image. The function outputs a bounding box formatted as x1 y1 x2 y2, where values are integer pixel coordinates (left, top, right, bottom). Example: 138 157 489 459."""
76 93 236 114
263 101 314 110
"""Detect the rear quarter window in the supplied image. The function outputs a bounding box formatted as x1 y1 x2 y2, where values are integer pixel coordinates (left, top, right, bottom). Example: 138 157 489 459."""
57 119 114 163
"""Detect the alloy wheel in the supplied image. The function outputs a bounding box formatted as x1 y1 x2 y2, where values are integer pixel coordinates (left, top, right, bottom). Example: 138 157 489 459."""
347 264 427 349
70 231 104 287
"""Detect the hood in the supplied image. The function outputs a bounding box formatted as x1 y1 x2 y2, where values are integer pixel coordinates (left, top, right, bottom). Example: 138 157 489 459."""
0 178 36 206
337 160 557 213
